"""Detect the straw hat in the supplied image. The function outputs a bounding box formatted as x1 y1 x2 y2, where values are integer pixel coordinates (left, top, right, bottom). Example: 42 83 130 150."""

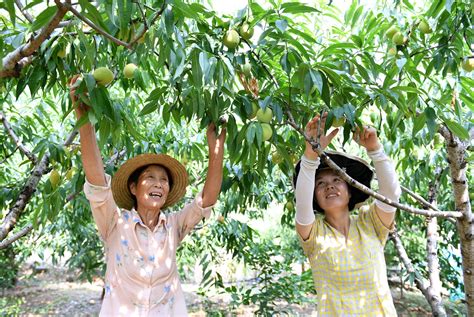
111 153 188 210
293 150 373 213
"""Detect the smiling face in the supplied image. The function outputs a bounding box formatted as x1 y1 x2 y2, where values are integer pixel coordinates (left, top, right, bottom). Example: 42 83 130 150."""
314 169 351 213
129 165 170 212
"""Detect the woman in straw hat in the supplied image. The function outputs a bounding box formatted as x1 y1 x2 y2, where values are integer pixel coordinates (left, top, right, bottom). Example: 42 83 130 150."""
69 76 226 316
294 113 401 316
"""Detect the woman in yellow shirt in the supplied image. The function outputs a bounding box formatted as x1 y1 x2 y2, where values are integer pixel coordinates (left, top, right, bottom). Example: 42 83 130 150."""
294 113 401 316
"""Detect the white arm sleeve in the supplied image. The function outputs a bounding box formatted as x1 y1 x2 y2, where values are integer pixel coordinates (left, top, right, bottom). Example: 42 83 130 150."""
368 148 401 213
295 155 320 225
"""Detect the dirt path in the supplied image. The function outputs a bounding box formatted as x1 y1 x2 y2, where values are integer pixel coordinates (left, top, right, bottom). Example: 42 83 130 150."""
0 267 466 316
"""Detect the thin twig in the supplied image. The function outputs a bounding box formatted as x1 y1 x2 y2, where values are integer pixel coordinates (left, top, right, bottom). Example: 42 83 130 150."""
0 111 37 164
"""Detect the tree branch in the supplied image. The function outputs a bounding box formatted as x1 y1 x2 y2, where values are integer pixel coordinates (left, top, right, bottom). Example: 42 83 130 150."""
439 123 474 315
128 0 167 46
389 229 445 314
425 168 448 316
0 1 69 78
0 130 77 242
0 111 37 164
57 1 129 48
0 224 33 250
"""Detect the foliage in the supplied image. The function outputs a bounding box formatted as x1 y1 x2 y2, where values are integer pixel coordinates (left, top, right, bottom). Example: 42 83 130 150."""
1 0 473 314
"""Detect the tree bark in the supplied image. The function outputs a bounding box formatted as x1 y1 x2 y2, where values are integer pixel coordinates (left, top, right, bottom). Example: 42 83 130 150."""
390 230 447 314
425 168 447 316
440 125 474 316
0 1 68 78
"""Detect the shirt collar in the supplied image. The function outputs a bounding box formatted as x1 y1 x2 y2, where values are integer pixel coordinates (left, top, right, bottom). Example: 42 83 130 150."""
129 208 168 229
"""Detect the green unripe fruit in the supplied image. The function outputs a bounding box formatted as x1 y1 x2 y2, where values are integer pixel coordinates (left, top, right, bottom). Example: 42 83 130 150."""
261 123 273 141
271 152 283 164
65 168 76 181
392 32 404 45
332 117 346 127
388 47 397 56
50 170 61 189
242 63 252 76
385 25 399 39
249 102 258 119
57 48 67 58
93 67 114 86
418 20 432 34
239 23 254 40
123 63 138 79
223 29 240 49
461 59 474 72
285 201 294 212
256 107 273 123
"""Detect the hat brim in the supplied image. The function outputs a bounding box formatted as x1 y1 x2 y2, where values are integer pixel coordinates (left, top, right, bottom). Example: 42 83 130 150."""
293 150 373 213
111 153 188 210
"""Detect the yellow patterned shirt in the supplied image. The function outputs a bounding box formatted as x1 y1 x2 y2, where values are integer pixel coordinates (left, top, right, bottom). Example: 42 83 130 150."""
299 203 397 316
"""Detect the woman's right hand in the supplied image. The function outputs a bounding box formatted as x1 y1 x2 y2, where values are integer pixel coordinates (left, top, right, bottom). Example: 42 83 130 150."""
68 75 89 119
304 112 340 160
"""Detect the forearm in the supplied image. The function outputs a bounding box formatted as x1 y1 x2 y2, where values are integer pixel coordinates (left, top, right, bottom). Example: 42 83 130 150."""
76 111 106 186
295 155 319 225
368 148 401 212
201 156 224 208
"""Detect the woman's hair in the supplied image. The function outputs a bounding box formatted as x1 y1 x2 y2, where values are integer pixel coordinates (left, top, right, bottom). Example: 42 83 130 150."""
127 164 173 209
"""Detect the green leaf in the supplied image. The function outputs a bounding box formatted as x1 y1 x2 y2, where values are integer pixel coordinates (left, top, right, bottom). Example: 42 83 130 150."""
412 113 426 137
4 0 15 26
245 122 257 144
281 3 321 14
30 6 58 32
443 119 469 140
275 19 288 33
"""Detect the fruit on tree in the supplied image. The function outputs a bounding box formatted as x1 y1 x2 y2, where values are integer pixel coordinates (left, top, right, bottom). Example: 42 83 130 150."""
223 29 240 49
65 168 76 181
392 32 404 45
461 58 474 72
332 116 346 127
93 67 114 86
123 63 138 79
261 123 273 141
50 170 61 188
418 20 432 34
239 23 254 40
285 201 294 211
256 107 273 123
388 47 397 56
385 25 399 39
242 63 252 76
272 152 283 164
57 47 67 58
217 215 225 223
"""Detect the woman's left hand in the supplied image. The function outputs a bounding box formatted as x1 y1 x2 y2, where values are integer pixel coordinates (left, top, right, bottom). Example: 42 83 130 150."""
207 122 226 159
353 126 381 152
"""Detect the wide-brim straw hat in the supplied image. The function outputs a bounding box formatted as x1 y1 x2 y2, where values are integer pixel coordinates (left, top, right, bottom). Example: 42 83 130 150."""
293 150 373 213
111 153 188 210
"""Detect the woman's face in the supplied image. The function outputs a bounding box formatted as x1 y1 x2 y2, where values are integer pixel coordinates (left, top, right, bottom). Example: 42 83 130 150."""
129 165 170 211
314 169 351 213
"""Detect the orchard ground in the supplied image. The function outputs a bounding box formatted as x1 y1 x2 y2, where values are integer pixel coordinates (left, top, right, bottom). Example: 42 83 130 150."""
0 265 466 316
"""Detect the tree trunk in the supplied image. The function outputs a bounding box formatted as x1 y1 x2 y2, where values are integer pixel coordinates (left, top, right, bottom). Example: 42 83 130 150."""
425 169 447 316
440 126 474 315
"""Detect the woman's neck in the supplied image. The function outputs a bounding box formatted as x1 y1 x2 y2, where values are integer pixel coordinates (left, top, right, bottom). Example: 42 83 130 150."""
324 210 350 238
136 206 161 230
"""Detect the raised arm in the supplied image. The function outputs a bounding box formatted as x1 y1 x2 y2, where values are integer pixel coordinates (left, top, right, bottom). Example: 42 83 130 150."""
69 75 107 186
201 123 226 208
296 113 339 240
354 126 401 228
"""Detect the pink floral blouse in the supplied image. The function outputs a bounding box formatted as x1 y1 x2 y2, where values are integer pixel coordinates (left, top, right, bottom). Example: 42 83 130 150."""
84 174 212 316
